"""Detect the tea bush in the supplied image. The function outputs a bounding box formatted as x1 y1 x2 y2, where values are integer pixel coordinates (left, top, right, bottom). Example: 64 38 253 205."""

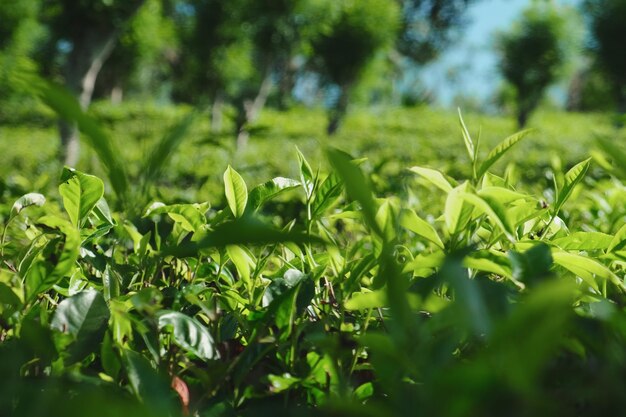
2 106 626 416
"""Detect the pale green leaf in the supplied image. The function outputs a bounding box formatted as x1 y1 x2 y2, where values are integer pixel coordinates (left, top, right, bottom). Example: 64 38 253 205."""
478 129 533 178
608 223 626 252
552 250 623 290
400 209 444 249
145 202 209 233
248 177 300 212
409 166 453 193
457 108 475 161
551 232 614 251
223 165 248 218
461 192 516 242
554 158 591 214
10 193 46 220
445 182 473 235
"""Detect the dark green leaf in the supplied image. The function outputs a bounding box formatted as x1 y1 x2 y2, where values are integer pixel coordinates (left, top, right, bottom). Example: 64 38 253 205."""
157 310 219 360
51 289 110 339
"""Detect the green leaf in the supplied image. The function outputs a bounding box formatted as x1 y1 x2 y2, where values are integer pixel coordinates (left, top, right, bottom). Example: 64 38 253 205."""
247 177 300 212
157 310 220 360
477 186 528 205
268 373 301 393
226 245 254 287
311 172 343 218
552 250 623 291
462 192 516 242
457 108 475 161
375 199 397 242
223 165 248 218
409 166 453 193
145 202 209 233
551 232 614 251
444 182 474 236
123 349 174 413
51 289 110 338
402 251 445 275
0 282 21 309
608 223 626 252
26 216 80 300
554 158 591 215
327 148 381 236
399 209 444 249
10 192 45 220
296 147 315 199
103 265 120 302
477 129 533 178
59 168 105 228
93 197 114 225
345 289 387 311
261 269 314 332
597 136 626 179
464 250 513 279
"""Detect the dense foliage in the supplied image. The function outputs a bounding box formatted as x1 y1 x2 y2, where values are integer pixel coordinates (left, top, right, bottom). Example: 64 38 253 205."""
3 90 626 416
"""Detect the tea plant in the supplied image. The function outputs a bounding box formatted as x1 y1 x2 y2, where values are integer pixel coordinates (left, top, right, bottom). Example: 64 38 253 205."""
2 113 626 417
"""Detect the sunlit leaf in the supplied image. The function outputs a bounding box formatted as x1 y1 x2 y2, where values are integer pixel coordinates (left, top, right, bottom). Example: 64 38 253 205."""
10 192 45 221
399 209 444 249
247 177 300 212
223 165 248 218
59 168 104 228
554 158 591 215
409 166 453 193
477 129 533 178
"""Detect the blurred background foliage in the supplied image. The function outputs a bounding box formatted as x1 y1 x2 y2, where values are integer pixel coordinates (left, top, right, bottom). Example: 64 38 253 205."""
0 0 624 190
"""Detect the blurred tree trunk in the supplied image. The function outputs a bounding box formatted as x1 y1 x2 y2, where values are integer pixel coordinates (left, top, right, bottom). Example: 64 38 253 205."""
56 0 146 167
327 84 351 136
277 57 299 110
235 69 273 149
59 32 118 166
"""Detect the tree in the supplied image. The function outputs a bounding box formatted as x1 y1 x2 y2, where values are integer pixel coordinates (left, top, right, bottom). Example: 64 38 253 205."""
496 1 567 128
172 0 316 147
584 0 626 115
39 0 146 166
311 0 400 135
396 0 477 65
170 0 249 132
94 0 177 103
